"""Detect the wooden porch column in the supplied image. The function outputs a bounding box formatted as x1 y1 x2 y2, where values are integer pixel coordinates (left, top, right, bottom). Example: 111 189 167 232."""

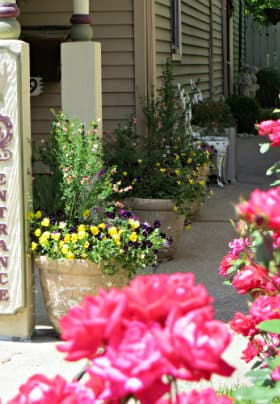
0 0 34 339
61 0 102 130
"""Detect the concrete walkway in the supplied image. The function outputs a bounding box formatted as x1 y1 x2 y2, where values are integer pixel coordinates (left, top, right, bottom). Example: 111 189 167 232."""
0 135 277 402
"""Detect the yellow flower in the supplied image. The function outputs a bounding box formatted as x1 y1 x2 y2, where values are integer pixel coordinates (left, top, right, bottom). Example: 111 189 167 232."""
78 224 86 232
156 162 161 167
64 234 71 243
189 179 194 185
59 221 66 229
31 242 38 251
112 235 121 245
173 205 179 212
61 244 69 254
199 180 205 186
185 224 192 231
128 219 140 229
108 226 118 237
34 228 42 237
176 180 181 186
129 232 138 242
160 168 166 173
123 171 128 176
187 158 192 164
175 154 180 160
66 251 75 260
175 169 181 176
41 217 50 227
137 159 142 164
82 209 91 219
27 211 34 220
98 223 106 230
83 241 89 249
71 233 78 243
41 231 50 240
78 230 87 240
34 210 42 219
90 226 100 236
51 232 61 241
81 253 88 259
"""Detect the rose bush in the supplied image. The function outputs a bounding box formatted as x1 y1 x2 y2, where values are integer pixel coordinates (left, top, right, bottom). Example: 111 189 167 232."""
8 273 234 403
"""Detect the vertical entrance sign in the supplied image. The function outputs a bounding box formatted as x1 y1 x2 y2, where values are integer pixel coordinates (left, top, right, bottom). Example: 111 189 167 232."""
0 0 33 339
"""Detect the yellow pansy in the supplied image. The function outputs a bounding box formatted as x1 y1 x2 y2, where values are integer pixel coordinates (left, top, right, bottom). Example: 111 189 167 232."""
129 232 138 242
64 234 71 243
34 228 42 237
61 244 69 254
108 226 118 237
51 232 61 241
189 179 194 185
98 223 106 230
83 241 89 249
35 210 42 219
66 251 75 260
41 217 50 227
160 168 166 173
173 205 179 212
187 158 192 164
112 235 121 245
82 209 91 219
123 171 128 176
27 211 34 220
59 221 66 229
71 233 78 243
41 231 50 240
81 253 88 259
78 230 87 240
156 162 161 167
199 180 205 186
90 226 100 236
78 224 86 232
31 242 38 251
128 219 140 229
175 169 181 176
185 224 192 231
176 180 182 186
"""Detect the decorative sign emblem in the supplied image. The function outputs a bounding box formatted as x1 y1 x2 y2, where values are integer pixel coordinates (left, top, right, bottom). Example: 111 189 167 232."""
0 114 13 161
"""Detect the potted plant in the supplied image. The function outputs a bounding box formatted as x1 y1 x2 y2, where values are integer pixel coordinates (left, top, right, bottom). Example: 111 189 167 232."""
104 61 211 259
28 111 167 332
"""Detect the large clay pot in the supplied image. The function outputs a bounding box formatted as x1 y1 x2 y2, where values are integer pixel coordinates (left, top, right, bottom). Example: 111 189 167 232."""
35 257 129 333
124 198 185 261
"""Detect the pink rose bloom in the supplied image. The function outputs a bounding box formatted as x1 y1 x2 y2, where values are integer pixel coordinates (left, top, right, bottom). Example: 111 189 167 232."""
250 295 280 322
236 187 280 233
241 339 264 362
88 320 172 401
228 237 250 255
272 365 280 381
156 388 232 403
229 312 256 336
124 273 213 323
219 251 238 276
8 374 96 404
57 288 129 361
165 307 234 381
232 264 268 295
258 119 280 147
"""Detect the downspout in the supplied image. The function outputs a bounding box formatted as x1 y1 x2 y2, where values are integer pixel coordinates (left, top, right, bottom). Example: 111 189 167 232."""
209 0 213 98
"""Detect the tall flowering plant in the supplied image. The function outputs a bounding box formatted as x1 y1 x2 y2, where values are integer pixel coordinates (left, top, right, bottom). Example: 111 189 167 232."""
219 118 280 402
29 112 167 277
8 273 234 403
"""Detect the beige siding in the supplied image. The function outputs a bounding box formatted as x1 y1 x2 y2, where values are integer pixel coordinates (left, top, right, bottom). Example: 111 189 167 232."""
155 0 224 99
232 0 246 93
18 0 136 150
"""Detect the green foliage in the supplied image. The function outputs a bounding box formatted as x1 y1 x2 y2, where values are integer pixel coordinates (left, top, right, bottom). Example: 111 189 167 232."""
226 95 261 134
244 0 280 25
259 108 280 122
256 69 280 108
191 98 235 135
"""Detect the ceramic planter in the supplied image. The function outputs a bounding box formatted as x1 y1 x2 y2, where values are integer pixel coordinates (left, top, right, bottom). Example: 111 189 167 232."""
124 197 185 261
35 257 129 333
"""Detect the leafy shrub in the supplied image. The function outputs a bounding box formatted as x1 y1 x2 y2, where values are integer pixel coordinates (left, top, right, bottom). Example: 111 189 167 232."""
256 68 280 108
259 108 280 122
226 95 260 134
191 99 235 135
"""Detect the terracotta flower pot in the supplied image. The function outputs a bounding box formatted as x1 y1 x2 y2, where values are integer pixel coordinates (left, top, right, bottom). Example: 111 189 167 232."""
124 197 185 261
35 257 129 333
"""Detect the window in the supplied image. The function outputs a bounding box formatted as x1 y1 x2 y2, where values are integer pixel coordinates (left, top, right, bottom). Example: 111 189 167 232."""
171 0 182 60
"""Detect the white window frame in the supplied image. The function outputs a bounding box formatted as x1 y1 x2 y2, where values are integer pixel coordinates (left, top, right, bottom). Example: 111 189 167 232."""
171 0 182 61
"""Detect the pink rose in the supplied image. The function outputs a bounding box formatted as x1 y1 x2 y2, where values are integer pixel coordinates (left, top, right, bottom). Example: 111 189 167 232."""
272 365 280 381
228 237 250 255
156 388 232 403
250 295 280 322
241 339 264 363
57 288 129 360
124 273 213 323
258 119 280 147
165 307 234 381
219 252 238 276
8 374 96 404
88 321 173 401
232 264 268 295
229 312 257 336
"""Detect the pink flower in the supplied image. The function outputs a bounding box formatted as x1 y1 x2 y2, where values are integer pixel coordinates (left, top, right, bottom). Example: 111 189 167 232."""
258 119 280 147
219 252 238 276
272 365 280 381
236 187 280 233
165 307 234 381
229 312 256 336
232 264 268 295
57 288 128 361
228 237 250 255
87 321 172 401
250 295 280 322
156 388 232 403
241 339 264 362
8 374 96 404
124 273 213 323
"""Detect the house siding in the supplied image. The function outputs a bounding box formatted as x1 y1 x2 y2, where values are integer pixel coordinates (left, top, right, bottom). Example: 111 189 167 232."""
18 0 136 152
232 0 246 93
155 0 224 99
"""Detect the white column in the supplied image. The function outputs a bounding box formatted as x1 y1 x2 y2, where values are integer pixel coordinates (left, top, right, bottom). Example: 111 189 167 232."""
73 0 89 15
